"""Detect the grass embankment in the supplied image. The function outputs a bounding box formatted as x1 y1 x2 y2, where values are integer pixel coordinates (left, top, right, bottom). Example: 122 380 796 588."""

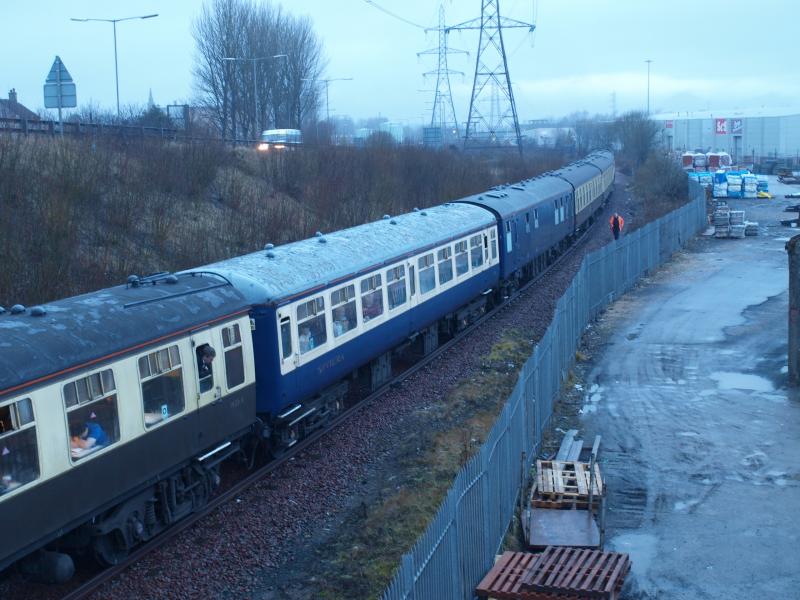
315 330 531 599
0 135 564 308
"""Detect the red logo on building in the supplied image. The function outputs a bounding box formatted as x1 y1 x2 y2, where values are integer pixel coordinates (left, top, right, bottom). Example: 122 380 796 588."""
665 120 673 129
715 118 728 134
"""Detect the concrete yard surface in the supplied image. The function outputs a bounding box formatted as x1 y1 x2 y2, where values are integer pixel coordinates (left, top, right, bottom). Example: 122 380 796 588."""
575 180 800 599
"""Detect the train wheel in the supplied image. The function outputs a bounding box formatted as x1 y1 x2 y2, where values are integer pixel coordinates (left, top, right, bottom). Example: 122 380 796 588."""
270 423 300 459
92 530 129 566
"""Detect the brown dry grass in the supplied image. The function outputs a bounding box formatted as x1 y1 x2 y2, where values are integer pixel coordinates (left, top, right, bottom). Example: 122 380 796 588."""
0 134 565 308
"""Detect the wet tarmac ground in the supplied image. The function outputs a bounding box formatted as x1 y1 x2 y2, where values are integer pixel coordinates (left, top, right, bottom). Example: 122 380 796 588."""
577 178 800 599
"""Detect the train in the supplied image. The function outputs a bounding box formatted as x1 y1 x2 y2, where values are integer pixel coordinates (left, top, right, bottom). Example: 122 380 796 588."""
0 150 614 582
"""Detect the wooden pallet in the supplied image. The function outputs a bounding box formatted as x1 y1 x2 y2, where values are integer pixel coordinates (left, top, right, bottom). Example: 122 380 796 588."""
532 460 603 511
520 546 630 600
475 552 583 599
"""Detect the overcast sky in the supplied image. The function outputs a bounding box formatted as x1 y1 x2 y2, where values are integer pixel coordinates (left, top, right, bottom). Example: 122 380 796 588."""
2 0 798 124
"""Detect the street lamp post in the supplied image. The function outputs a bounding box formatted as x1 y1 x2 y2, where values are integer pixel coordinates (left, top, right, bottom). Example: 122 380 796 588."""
70 14 159 117
223 54 287 137
302 77 354 122
645 59 653 115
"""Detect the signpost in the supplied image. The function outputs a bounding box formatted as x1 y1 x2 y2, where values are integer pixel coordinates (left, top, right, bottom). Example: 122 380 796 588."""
43 56 77 135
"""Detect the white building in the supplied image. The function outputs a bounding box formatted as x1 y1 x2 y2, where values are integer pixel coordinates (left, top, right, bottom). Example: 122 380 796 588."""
653 108 800 163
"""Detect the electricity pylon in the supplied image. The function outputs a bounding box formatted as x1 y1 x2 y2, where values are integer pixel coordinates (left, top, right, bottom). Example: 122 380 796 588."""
419 5 467 147
448 0 534 154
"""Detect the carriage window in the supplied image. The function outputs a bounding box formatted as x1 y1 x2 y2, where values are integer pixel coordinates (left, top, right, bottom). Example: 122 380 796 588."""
222 323 245 389
195 343 216 393
490 229 498 259
534 209 539 229
386 265 407 310
470 235 484 269
361 274 384 323
525 213 531 233
280 317 292 360
554 201 560 225
0 397 39 495
456 240 469 275
297 296 327 354
418 253 436 294
64 369 120 461
437 247 454 285
139 345 185 428
331 284 357 337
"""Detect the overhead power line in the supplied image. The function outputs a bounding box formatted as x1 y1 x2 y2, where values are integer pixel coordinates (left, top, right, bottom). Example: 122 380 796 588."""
361 0 426 29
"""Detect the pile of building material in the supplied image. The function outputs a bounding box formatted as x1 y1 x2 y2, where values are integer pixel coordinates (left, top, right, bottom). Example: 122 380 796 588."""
713 203 755 238
729 210 746 238
727 173 743 198
476 547 631 600
714 203 731 237
706 170 767 199
743 174 758 198
712 171 728 197
697 172 713 188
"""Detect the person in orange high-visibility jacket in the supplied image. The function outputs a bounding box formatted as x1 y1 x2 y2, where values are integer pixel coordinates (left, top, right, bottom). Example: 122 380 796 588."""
609 213 624 240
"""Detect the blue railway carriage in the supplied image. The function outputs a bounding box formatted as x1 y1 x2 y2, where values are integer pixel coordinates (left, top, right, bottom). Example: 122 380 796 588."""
191 203 501 449
457 176 574 288
585 150 615 202
0 273 256 577
553 149 615 232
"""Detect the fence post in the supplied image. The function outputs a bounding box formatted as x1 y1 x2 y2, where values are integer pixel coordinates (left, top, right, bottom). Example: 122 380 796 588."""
787 235 800 386
401 553 415 600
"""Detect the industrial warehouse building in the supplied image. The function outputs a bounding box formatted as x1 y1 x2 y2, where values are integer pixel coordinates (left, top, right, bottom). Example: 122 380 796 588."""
653 108 800 163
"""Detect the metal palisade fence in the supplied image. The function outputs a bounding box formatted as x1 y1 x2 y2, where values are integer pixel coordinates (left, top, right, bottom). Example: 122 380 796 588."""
381 181 706 600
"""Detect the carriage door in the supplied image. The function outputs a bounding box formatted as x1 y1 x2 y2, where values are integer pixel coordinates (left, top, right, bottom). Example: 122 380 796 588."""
191 329 222 408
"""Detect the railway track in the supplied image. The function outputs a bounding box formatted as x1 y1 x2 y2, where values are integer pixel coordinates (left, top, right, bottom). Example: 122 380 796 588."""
55 210 604 600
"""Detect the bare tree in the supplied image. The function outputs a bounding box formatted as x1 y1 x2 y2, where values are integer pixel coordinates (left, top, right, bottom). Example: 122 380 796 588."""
614 111 659 167
193 0 324 139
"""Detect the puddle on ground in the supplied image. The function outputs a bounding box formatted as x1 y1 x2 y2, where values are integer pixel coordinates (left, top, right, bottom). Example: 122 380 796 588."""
780 365 788 374
710 372 774 392
759 392 788 404
740 450 768 470
609 533 657 579
674 498 701 512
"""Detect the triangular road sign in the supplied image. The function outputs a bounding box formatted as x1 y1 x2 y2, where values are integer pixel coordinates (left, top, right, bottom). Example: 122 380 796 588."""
45 56 74 85
43 55 77 109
